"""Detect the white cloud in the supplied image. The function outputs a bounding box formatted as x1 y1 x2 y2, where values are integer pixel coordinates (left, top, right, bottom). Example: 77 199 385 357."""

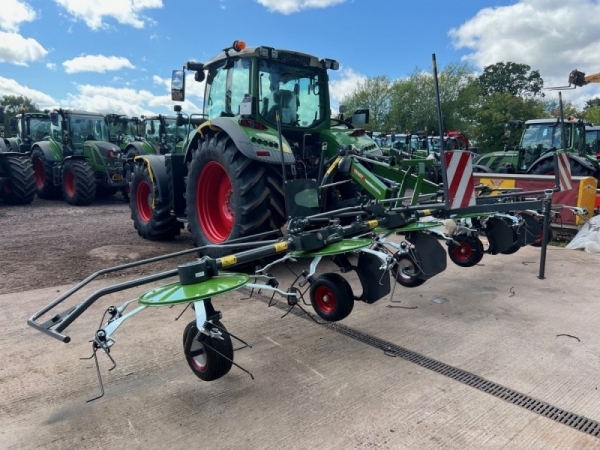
0 0 36 33
62 55 135 74
449 0 600 105
46 62 57 70
256 0 347 14
0 31 47 65
0 76 56 107
61 80 202 116
329 67 367 106
54 0 163 30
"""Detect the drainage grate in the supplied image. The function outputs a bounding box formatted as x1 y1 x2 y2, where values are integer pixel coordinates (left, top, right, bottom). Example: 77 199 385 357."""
253 291 600 439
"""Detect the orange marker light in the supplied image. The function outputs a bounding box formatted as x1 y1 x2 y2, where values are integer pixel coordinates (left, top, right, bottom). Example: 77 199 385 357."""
233 40 246 52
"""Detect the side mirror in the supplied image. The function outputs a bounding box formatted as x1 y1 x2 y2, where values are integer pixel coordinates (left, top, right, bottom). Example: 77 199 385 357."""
171 70 185 102
338 104 348 114
50 111 59 126
350 109 370 125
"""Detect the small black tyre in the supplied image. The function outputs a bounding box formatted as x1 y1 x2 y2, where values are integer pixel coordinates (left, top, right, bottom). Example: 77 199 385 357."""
31 147 60 199
1 154 36 204
448 235 484 267
183 320 234 382
62 159 96 205
129 162 179 240
309 273 354 322
531 224 553 247
390 253 426 288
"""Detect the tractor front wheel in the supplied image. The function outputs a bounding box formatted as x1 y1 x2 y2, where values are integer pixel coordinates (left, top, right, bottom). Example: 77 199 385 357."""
31 148 60 199
61 159 96 206
186 131 285 257
183 320 233 382
129 162 179 240
1 155 36 205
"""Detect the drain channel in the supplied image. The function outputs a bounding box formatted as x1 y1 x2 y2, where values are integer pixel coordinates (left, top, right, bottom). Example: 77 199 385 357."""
253 292 600 439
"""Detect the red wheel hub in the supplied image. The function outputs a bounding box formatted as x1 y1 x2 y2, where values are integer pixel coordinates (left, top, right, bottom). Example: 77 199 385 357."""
314 285 336 314
197 161 234 243
453 241 474 261
65 170 76 197
136 180 152 223
33 158 45 189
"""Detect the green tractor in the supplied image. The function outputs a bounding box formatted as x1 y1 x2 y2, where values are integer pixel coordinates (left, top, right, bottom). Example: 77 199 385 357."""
31 109 127 205
0 107 36 204
473 117 600 177
141 113 190 155
129 40 430 250
106 114 154 158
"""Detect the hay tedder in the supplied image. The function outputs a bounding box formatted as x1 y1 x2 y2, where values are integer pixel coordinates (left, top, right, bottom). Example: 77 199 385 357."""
28 44 566 401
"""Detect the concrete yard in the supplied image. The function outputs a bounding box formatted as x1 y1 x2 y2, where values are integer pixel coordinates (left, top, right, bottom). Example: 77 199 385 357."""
1 199 600 449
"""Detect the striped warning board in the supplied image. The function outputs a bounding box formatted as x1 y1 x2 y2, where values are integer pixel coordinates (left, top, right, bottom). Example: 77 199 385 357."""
444 151 476 208
555 152 573 191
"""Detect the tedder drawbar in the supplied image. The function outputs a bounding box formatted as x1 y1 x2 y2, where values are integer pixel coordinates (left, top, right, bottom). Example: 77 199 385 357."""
27 51 563 402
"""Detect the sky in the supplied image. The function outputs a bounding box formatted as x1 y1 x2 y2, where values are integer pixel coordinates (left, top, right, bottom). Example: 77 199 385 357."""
2 0 600 117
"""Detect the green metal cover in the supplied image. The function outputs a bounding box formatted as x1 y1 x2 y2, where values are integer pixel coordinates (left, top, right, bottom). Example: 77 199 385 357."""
291 238 371 257
138 273 250 306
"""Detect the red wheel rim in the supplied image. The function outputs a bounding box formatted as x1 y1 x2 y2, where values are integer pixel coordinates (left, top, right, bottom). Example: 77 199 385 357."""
33 158 45 189
65 170 76 197
314 285 336 314
197 161 234 243
453 241 474 261
136 180 152 223
188 339 207 371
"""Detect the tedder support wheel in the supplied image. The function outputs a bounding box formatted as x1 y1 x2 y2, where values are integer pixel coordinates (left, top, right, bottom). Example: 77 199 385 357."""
309 273 354 322
183 320 233 382
129 162 179 240
186 131 285 258
1 155 36 205
390 253 425 288
447 235 484 267
61 159 96 206
31 147 60 199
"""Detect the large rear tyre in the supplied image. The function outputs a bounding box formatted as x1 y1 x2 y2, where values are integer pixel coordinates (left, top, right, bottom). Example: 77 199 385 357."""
309 273 354 322
448 235 484 267
183 320 234 382
61 159 96 206
186 131 285 258
129 162 179 240
31 147 60 199
531 158 594 177
1 155 36 205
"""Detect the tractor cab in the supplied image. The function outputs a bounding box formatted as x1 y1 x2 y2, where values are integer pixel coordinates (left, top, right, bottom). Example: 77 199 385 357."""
8 112 51 152
50 110 111 154
143 115 182 154
107 114 144 148
585 126 600 160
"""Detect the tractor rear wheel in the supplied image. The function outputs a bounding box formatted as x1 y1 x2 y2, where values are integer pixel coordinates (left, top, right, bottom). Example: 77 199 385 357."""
31 148 60 199
183 320 233 382
129 162 179 240
62 159 96 205
531 158 594 177
1 155 36 205
187 131 285 258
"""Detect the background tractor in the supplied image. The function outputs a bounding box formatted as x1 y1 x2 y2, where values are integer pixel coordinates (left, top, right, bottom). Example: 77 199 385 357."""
130 40 434 252
30 109 126 205
473 117 600 178
0 107 36 204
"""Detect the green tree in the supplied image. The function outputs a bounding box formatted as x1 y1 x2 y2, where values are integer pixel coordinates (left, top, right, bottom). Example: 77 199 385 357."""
584 97 600 110
541 98 581 118
470 92 545 152
0 95 41 137
340 75 392 131
584 106 600 126
478 62 544 97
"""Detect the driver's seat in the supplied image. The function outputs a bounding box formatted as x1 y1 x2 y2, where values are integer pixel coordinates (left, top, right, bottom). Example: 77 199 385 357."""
264 89 298 125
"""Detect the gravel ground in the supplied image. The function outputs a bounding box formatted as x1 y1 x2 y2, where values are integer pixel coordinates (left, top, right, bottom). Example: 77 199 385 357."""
0 194 193 295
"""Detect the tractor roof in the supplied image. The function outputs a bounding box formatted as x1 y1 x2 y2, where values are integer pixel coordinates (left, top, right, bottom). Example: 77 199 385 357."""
203 45 326 70
59 109 104 117
16 113 49 119
525 118 581 125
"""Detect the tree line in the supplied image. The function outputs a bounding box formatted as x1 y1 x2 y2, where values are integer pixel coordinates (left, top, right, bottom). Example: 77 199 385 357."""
341 62 600 152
